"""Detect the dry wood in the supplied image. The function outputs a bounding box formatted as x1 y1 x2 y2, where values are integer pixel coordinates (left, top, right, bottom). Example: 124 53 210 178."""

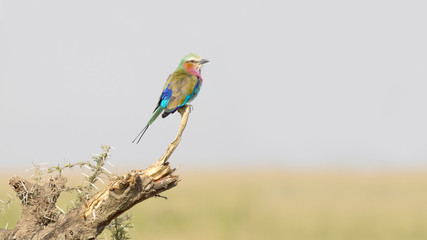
0 105 192 240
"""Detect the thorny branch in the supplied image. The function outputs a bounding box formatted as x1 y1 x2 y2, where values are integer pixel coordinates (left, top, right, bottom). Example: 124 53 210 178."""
0 104 192 240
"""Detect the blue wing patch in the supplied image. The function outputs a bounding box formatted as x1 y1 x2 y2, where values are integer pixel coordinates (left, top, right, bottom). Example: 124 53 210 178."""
160 84 172 108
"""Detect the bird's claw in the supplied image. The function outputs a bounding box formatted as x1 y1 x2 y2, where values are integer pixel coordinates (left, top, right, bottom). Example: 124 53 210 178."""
187 104 194 112
179 104 193 115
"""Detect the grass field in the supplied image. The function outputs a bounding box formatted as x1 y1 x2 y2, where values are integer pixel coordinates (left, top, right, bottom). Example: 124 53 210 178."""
0 170 426 240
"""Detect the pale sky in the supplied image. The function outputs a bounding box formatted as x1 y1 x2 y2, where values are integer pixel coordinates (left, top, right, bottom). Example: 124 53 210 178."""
0 1 426 171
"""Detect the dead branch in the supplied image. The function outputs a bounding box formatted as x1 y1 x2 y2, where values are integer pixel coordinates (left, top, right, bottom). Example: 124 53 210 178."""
0 105 192 240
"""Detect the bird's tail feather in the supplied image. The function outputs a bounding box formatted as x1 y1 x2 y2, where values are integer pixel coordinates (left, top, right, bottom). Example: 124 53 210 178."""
147 107 164 126
132 107 164 144
132 124 149 144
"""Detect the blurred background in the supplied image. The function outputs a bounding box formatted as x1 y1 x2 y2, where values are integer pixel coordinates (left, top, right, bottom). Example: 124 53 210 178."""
0 1 426 239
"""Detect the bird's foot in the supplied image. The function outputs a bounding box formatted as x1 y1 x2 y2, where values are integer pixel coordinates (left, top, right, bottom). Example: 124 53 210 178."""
187 104 194 112
179 104 193 115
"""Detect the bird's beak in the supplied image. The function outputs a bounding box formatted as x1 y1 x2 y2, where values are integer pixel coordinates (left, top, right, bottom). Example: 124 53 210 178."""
200 59 209 64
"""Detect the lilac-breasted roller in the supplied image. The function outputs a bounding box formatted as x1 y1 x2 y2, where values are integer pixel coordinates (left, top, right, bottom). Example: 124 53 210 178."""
132 53 209 143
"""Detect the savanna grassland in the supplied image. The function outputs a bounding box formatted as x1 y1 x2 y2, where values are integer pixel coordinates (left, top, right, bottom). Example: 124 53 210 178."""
0 170 426 240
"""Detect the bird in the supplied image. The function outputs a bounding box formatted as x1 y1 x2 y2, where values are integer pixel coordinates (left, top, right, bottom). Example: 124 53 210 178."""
132 53 209 144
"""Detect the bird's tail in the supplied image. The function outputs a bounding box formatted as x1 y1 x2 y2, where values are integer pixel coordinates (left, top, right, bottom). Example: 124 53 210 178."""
132 107 164 144
132 125 149 144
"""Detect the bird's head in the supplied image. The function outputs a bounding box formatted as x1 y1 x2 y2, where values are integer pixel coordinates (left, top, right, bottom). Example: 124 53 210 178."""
178 53 209 76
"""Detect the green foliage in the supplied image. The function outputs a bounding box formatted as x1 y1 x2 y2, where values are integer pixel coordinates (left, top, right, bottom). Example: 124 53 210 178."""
106 214 134 240
49 145 115 207
1 145 133 240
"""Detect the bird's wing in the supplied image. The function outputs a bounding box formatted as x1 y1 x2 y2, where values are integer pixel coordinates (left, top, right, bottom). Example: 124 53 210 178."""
153 74 173 112
165 74 199 112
